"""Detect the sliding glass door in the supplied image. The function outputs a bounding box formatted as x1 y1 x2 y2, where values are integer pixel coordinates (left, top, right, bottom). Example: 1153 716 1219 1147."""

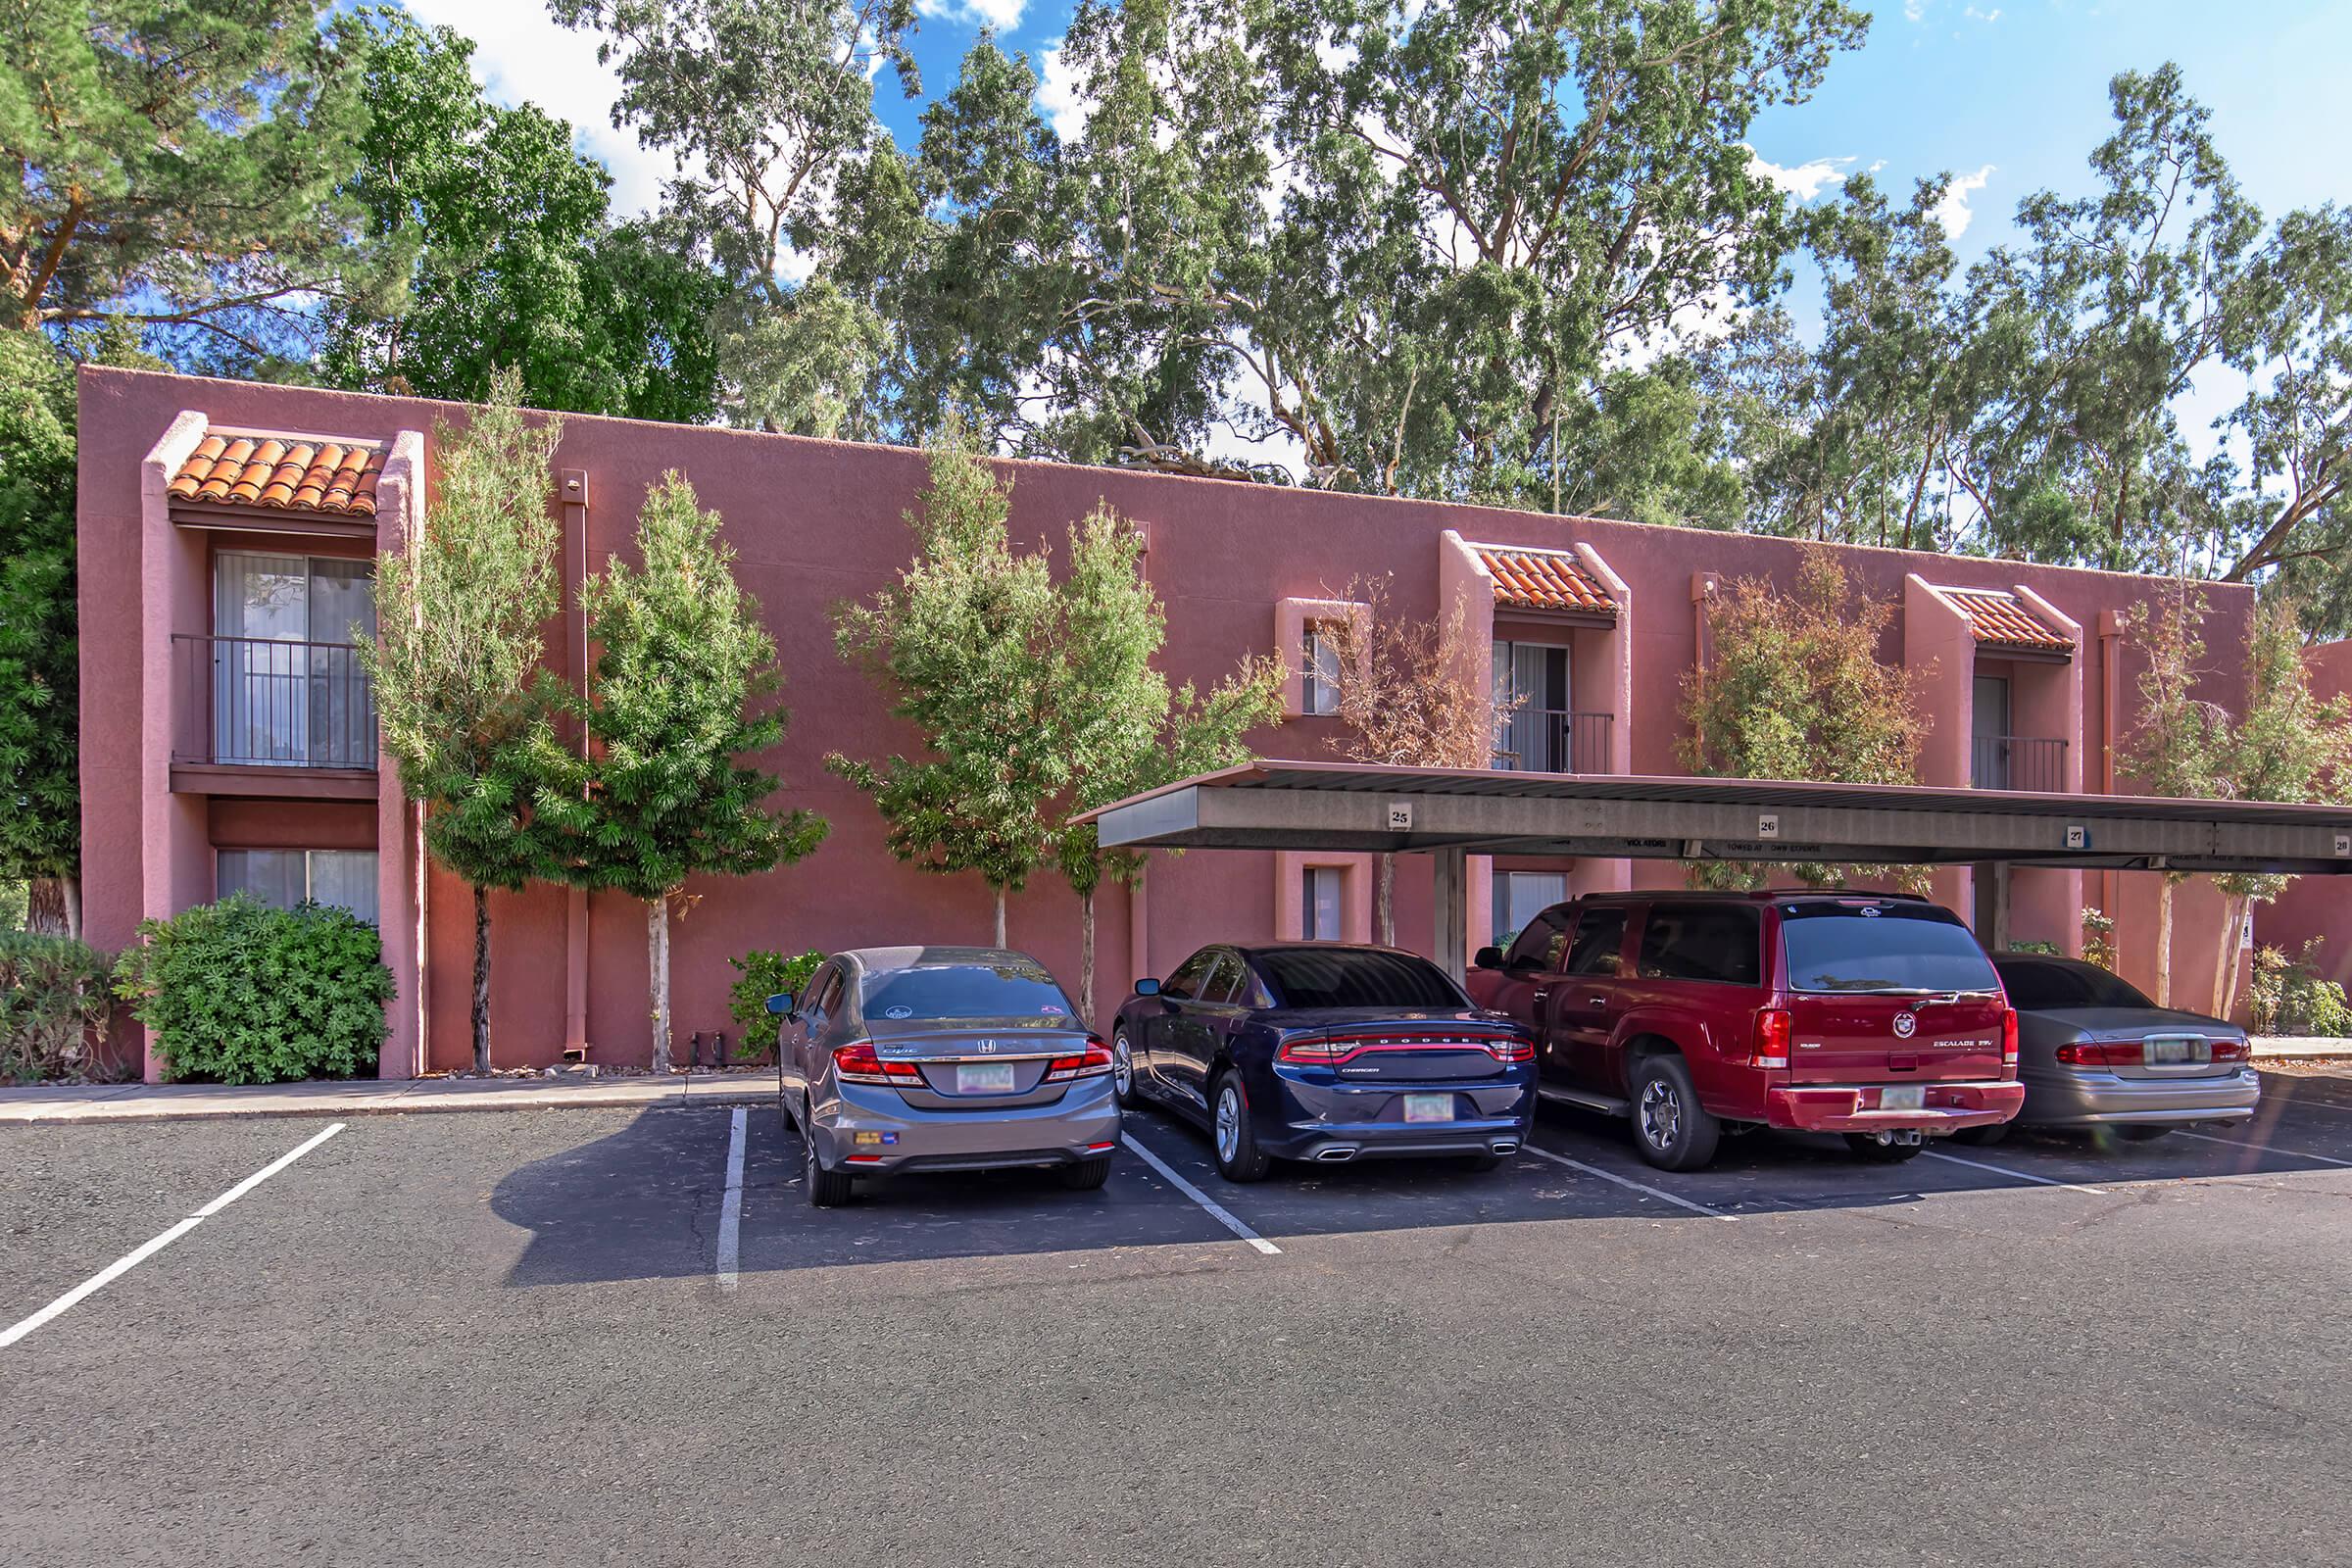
212 553 376 766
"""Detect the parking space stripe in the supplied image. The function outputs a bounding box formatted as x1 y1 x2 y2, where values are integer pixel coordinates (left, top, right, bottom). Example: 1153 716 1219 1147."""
2176 1128 2352 1168
2 1122 345 1350
1522 1144 1739 1221
1921 1148 2106 1195
1123 1137 1282 1254
716 1106 747 1289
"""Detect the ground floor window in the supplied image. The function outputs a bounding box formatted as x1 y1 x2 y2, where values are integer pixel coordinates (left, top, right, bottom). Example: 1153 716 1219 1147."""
217 848 379 925
1493 870 1568 952
1302 864 1346 941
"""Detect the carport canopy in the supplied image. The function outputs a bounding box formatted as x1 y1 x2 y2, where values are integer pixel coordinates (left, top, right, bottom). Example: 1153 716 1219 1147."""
1080 760 2352 980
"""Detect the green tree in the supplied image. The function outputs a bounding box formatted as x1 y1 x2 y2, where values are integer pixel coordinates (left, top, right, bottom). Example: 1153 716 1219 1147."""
1048 504 1283 1020
547 0 917 432
360 376 566 1073
318 11 721 420
1681 551 1927 889
2116 580 2230 1006
829 435 1066 946
3 0 400 364
0 332 80 933
538 473 826 1072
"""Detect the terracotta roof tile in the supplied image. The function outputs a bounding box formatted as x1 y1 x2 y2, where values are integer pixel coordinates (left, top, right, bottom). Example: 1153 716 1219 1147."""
167 429 384 517
1945 587 2074 653
1472 543 1618 617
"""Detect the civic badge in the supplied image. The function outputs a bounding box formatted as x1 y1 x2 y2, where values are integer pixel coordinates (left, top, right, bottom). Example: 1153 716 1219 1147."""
1892 1012 1918 1039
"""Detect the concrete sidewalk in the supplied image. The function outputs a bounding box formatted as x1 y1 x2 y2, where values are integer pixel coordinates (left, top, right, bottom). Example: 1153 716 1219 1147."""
0 1071 774 1125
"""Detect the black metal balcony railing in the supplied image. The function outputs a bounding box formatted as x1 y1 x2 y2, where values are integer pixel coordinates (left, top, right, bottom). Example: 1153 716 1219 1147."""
1493 710 1616 774
1972 734 2067 793
172 634 377 769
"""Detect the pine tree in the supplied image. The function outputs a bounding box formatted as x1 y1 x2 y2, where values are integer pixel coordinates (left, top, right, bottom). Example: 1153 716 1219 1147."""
543 473 825 1071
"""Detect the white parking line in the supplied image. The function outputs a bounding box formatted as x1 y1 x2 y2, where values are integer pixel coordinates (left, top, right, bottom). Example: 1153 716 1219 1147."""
1 1122 346 1350
1123 1137 1282 1254
716 1106 748 1289
1922 1148 2106 1195
2176 1128 2352 1168
1522 1144 1739 1222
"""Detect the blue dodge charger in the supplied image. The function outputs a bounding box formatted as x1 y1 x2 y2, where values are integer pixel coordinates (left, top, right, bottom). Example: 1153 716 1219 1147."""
1110 943 1538 1182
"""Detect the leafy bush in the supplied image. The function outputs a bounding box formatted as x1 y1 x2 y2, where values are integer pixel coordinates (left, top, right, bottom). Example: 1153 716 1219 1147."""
2247 940 2351 1038
2080 907 2118 972
112 897 394 1084
728 948 825 1060
2008 939 2061 956
0 932 113 1083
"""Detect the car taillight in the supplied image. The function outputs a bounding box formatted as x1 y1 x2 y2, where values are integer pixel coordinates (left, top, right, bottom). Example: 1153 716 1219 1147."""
834 1041 920 1085
2001 1008 2019 1067
1485 1036 1536 1063
2055 1039 2141 1068
1046 1037 1115 1082
1277 1034 1530 1064
2213 1038 2250 1062
1750 1006 1791 1070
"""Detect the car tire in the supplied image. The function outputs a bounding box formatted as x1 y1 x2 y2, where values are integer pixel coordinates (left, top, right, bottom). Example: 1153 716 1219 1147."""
1628 1054 1719 1172
1112 1029 1141 1106
804 1102 854 1208
2115 1124 2174 1144
1210 1069 1273 1183
1060 1155 1112 1191
1845 1134 1925 1163
1952 1122 2008 1147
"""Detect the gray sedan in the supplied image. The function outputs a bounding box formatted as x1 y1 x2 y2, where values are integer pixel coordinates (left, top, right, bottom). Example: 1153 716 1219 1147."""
1961 954 2259 1145
770 946 1121 1206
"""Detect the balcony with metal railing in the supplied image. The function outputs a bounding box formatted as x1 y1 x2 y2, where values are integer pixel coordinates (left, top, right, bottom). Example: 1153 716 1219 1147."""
1971 734 2067 793
171 634 378 796
1492 709 1616 775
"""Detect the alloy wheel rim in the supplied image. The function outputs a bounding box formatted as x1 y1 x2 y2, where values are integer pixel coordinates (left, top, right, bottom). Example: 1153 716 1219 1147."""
1640 1080 1681 1150
1215 1088 1240 1161
1113 1034 1133 1096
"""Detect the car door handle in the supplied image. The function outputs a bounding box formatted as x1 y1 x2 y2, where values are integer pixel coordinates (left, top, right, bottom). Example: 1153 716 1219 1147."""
1531 989 1549 1008
1588 996 1608 1008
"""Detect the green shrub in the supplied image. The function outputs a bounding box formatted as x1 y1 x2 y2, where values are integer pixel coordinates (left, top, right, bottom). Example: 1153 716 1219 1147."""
0 932 113 1083
112 896 394 1084
2008 939 2061 956
2247 939 2351 1038
728 948 825 1060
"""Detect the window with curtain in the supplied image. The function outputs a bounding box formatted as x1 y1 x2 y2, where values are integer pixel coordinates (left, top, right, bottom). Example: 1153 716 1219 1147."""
213 552 377 767
1492 871 1567 950
1302 864 1345 940
1492 641 1571 770
1302 626 1341 715
217 849 379 925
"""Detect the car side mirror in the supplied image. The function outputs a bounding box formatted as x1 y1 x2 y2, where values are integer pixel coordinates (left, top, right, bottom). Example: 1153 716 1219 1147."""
1473 946 1503 971
765 992 796 1017
1134 977 1160 997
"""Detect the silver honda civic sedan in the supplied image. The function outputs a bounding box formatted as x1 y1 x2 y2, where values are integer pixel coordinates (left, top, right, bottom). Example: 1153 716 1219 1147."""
770 946 1121 1206
1958 953 2260 1145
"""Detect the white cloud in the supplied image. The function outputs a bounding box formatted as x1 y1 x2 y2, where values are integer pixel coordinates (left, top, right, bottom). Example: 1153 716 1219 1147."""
1035 40 1094 141
1747 150 1854 204
398 0 676 219
917 0 1026 29
1931 164 1995 239
1963 5 2002 21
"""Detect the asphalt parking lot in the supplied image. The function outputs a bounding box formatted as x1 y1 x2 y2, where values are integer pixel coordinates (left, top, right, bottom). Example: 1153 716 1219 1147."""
5 1072 2351 1568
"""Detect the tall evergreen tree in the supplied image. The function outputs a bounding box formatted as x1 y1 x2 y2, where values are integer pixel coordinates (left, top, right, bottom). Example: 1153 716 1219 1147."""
2116 580 2230 1006
0 332 80 933
541 474 825 1072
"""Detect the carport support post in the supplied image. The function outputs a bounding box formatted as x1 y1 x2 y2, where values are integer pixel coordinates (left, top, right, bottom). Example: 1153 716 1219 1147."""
1976 860 2012 951
1432 847 1467 985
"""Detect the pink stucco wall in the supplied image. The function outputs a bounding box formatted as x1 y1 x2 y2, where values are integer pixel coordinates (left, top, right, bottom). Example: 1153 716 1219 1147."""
77 367 2264 1069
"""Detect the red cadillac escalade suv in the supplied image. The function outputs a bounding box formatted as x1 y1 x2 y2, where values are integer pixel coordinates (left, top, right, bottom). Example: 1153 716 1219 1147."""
1467 890 2024 1171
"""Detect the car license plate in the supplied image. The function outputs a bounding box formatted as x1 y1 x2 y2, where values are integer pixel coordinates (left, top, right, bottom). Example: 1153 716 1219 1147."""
1880 1085 1926 1112
2146 1037 2208 1065
956 1062 1017 1095
1402 1093 1454 1123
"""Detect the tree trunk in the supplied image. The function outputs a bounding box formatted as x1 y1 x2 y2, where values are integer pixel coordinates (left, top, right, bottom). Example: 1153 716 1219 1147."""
1080 883 1097 1030
993 885 1007 949
2153 877 2175 1007
2211 891 2237 1017
471 883 492 1075
62 875 78 941
2219 894 2250 1021
1376 853 1396 947
25 876 74 937
648 897 673 1073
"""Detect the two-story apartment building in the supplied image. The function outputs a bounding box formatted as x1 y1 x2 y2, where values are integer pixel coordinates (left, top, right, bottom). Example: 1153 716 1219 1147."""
75 367 2259 1077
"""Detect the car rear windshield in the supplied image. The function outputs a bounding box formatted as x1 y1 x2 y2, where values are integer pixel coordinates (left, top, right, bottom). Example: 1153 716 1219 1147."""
1778 903 1999 995
1995 958 2155 1010
1256 949 1465 1009
859 962 1076 1020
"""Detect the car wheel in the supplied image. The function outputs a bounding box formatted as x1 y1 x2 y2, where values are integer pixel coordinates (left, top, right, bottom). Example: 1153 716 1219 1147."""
1628 1054 1719 1172
1112 1029 1140 1105
1952 1123 2008 1147
2115 1124 2175 1144
804 1101 854 1208
1210 1070 1272 1183
1060 1155 1112 1191
1845 1133 1925 1163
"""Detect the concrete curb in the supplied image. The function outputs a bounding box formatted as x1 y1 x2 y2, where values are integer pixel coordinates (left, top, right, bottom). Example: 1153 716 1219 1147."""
2249 1038 2352 1061
0 1075 775 1126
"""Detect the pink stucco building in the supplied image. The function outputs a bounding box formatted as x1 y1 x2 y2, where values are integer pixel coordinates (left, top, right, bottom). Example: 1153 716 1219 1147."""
75 366 2265 1077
